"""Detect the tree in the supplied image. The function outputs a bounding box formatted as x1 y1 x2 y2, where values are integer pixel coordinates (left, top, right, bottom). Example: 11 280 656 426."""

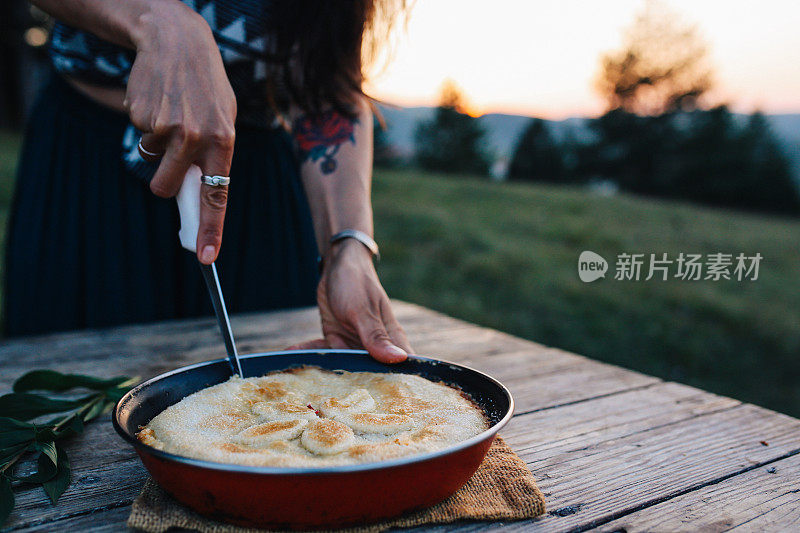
583 109 678 195
579 105 800 215
508 119 566 182
671 108 800 213
413 80 489 175
579 0 799 215
595 0 712 116
738 113 800 214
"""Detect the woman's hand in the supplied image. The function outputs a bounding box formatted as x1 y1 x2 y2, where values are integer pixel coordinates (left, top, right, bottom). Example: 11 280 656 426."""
126 2 236 264
291 240 413 363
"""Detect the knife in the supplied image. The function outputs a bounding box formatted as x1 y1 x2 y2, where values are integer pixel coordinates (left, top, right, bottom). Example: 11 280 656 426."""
176 165 243 377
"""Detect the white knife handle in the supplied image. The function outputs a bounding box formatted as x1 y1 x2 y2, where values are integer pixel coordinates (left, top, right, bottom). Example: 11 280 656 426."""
176 165 203 253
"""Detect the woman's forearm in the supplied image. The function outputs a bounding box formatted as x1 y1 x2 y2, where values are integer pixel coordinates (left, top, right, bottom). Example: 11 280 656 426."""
291 100 411 361
292 100 375 257
30 0 199 50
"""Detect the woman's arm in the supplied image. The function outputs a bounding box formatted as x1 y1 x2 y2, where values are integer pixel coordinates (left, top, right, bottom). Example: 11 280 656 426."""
31 0 149 48
290 99 412 363
29 0 235 264
292 100 373 256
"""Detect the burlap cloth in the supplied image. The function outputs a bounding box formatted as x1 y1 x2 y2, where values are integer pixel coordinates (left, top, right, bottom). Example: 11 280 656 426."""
127 437 545 532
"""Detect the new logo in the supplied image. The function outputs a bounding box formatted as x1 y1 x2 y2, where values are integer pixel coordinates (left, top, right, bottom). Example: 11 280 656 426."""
578 251 608 282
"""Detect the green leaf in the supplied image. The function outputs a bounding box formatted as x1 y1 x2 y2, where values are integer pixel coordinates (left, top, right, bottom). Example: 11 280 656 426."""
13 371 131 394
116 376 140 389
82 400 110 423
51 415 84 440
1 442 30 466
35 441 57 466
0 393 94 421
11 452 58 484
104 387 127 403
42 446 70 505
0 475 14 526
104 388 125 403
0 418 36 449
34 426 57 443
103 377 139 403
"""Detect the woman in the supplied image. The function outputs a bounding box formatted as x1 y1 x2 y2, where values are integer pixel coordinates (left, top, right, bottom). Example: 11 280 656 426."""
5 0 412 363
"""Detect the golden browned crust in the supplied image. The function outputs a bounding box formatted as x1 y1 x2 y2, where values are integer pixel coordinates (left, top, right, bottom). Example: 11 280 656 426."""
306 419 352 445
276 402 310 413
249 420 297 434
137 427 155 444
253 381 289 400
216 443 252 454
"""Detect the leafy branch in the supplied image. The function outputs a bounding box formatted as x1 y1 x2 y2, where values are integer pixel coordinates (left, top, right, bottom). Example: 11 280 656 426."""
0 370 138 526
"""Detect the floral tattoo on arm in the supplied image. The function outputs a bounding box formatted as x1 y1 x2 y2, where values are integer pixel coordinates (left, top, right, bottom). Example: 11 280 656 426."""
293 111 358 174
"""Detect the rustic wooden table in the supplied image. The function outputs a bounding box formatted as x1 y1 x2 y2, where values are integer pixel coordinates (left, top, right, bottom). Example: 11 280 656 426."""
2 301 799 532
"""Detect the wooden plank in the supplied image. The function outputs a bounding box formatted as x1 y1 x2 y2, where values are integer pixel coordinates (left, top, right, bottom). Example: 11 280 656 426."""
0 302 659 415
400 404 800 533
502 381 740 460
586 452 800 532
6 505 132 532
0 323 507 393
0 301 463 362
8 398 800 532
516 404 800 531
391 324 661 414
0 301 522 362
4 421 147 529
0 302 493 386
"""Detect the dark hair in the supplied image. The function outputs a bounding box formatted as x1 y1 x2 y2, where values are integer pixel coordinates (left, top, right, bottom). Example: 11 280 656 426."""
270 0 409 117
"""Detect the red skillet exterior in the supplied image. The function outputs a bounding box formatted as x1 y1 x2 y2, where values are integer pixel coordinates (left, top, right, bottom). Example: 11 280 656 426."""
114 350 513 530
137 435 495 529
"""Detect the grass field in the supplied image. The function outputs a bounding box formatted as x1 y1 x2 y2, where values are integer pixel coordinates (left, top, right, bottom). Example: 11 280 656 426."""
371 169 800 417
1 131 798 417
0 131 21 308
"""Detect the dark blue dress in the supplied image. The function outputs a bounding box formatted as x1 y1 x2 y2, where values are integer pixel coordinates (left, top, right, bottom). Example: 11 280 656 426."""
3 2 319 337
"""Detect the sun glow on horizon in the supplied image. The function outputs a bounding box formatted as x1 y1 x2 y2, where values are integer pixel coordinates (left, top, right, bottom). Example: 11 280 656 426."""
365 0 800 118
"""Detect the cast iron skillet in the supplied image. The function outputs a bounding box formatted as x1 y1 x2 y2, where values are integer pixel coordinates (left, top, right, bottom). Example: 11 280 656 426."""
114 349 513 529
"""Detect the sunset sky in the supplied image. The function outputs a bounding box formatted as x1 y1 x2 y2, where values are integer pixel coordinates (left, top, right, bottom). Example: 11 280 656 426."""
365 0 800 118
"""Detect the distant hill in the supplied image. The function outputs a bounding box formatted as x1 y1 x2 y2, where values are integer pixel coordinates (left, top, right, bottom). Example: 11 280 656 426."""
376 105 432 158
376 104 800 183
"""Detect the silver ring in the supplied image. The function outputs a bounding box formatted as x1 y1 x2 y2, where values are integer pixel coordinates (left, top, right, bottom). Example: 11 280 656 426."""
201 175 231 187
137 139 163 159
